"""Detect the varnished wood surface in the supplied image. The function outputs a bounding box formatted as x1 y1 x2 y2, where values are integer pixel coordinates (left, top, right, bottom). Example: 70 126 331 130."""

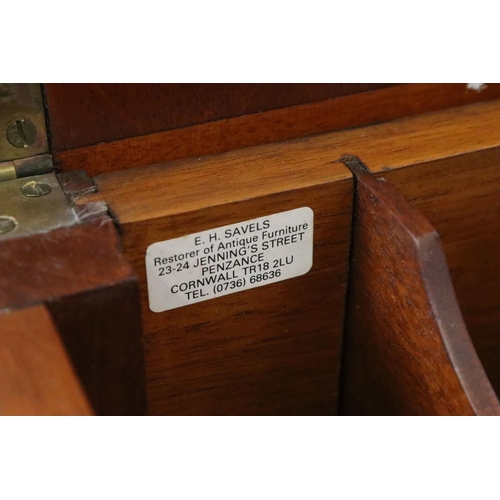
0 305 93 416
83 99 500 414
0 218 147 415
83 151 353 414
82 99 500 223
45 83 394 150
53 85 500 177
372 147 500 398
338 157 500 416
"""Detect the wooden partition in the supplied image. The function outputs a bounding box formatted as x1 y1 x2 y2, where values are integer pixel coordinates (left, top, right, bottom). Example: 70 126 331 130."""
357 148 500 409
338 157 500 415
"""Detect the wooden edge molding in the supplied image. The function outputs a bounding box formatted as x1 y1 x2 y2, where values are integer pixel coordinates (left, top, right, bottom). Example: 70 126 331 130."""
53 84 500 177
337 156 500 415
0 305 93 416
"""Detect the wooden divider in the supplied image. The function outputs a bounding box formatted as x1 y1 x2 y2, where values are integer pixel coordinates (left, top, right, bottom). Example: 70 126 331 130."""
366 147 500 403
337 156 500 415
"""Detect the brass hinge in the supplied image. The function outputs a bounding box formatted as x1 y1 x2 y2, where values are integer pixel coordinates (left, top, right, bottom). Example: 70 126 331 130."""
0 84 49 162
0 153 54 182
0 83 54 182
0 84 101 240
0 172 79 239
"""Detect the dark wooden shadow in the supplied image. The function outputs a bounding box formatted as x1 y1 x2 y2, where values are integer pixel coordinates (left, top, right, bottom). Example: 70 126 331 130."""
338 156 500 415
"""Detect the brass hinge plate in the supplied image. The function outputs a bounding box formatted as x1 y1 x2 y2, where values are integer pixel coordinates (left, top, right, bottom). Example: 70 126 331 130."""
0 173 79 240
0 84 49 163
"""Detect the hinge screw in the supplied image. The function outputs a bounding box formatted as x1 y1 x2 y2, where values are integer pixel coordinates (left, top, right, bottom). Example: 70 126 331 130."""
6 119 37 148
21 180 52 197
0 216 17 234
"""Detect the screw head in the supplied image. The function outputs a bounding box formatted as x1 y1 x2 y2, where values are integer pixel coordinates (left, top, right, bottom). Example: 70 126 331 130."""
6 119 37 148
21 180 52 197
0 215 17 234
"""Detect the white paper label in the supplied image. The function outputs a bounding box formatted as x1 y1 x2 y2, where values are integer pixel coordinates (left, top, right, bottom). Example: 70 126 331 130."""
145 207 314 312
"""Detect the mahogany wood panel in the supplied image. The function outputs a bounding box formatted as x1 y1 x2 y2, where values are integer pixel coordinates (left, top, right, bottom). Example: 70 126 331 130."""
0 305 93 416
82 150 354 415
55 90 500 177
338 157 500 416
0 217 147 415
371 147 500 398
44 83 394 150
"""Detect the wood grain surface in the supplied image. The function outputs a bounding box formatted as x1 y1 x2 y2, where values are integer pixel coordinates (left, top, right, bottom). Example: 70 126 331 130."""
338 157 500 416
44 83 394 150
54 93 500 176
82 149 354 414
52 84 500 176
0 218 147 415
81 98 500 414
371 147 500 399
0 305 93 416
